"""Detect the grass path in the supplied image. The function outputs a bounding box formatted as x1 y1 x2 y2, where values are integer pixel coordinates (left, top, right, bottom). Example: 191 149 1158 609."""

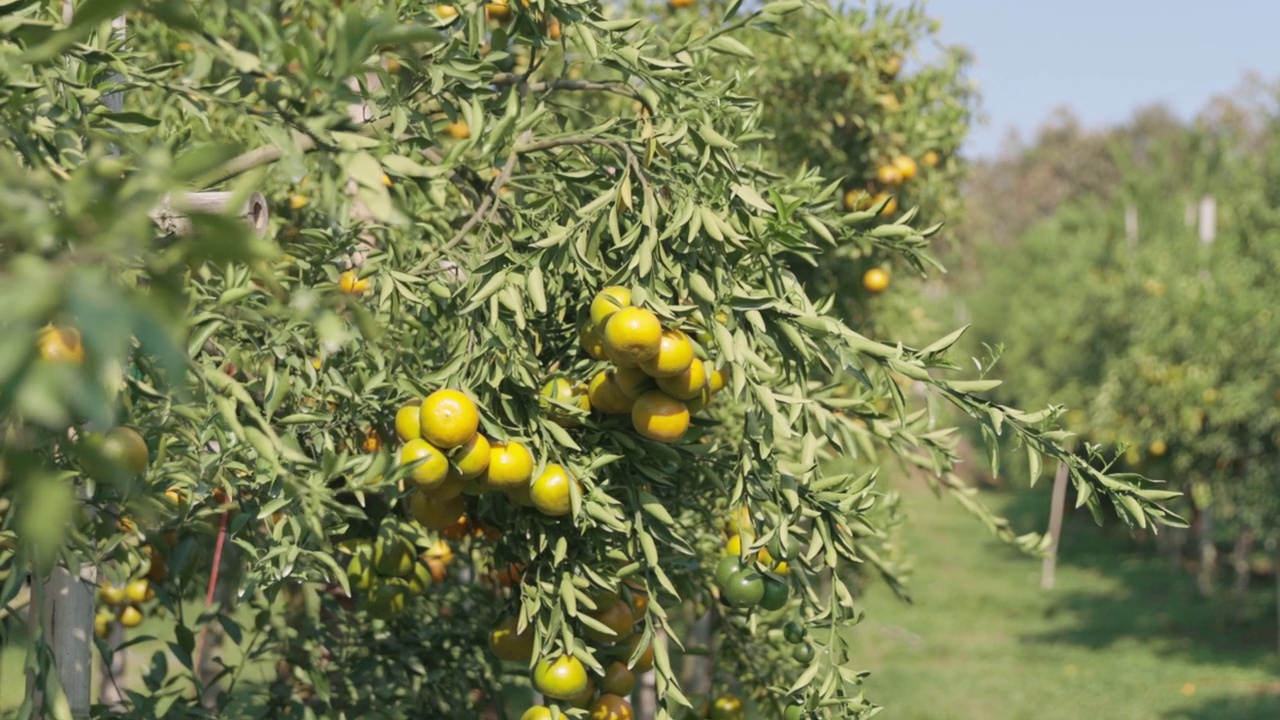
847 480 1280 719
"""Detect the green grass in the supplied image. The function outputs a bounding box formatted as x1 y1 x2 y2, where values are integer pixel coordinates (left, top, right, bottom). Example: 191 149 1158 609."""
848 480 1280 719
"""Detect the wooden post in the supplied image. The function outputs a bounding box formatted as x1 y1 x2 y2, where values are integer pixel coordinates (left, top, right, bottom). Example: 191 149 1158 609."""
149 191 270 237
1231 527 1254 622
1124 205 1138 251
1196 503 1216 597
1197 195 1216 245
1040 460 1070 591
34 565 98 719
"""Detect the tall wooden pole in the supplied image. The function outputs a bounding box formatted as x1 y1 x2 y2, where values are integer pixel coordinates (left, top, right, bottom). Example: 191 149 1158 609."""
1040 460 1070 591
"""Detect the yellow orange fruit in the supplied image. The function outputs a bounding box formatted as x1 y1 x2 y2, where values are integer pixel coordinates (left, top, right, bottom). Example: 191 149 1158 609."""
486 441 534 491
600 661 636 696
669 0 695 7
656 358 706 401
583 601 634 644
530 463 577 516
485 0 512 21
613 364 653 400
419 389 480 449
639 329 695 378
338 270 370 295
37 325 84 363
590 694 635 720
892 155 918 181
409 491 466 531
871 193 898 215
452 433 491 479
588 371 635 414
400 438 449 488
922 150 940 168
603 307 662 366
590 286 633 327
124 579 153 604
445 120 470 139
706 365 729 395
534 656 590 700
875 164 903 187
490 616 535 662
862 268 890 294
98 583 126 606
580 321 609 360
435 5 459 20
118 605 143 628
843 189 870 213
631 391 690 443
394 401 423 441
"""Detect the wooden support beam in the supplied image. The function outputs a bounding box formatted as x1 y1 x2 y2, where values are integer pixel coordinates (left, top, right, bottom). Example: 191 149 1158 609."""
149 191 270 237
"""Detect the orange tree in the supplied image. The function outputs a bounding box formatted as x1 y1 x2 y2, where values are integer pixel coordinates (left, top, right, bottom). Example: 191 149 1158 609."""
963 103 1280 563
0 1 1178 718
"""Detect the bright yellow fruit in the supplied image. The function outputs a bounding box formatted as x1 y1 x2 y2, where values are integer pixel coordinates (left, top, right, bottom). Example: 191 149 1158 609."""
656 358 707 400
588 371 635 414
394 401 423 442
603 307 662 366
452 433 491 479
533 656 589 700
706 365 729 395
631 391 690 443
124 579 153 604
486 441 534 491
37 325 84 364
614 364 654 400
875 164 903 187
590 286 632 328
862 268 890 294
445 120 470 139
400 438 450 489
419 389 480 449
639 329 694 378
580 321 609 360
892 155 918 181
530 463 577 516
118 605 143 628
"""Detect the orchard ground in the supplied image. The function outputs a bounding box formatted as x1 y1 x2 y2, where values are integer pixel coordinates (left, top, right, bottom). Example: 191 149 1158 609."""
842 473 1280 720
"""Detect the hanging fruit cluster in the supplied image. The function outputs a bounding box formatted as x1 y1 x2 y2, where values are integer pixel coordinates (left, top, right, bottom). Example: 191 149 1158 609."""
95 578 155 637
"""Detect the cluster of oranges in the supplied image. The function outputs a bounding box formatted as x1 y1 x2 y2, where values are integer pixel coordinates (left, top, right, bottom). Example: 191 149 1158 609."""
397 389 580 523
714 511 793 613
843 153 930 217
95 578 156 637
504 586 654 718
558 286 728 444
345 523 441 619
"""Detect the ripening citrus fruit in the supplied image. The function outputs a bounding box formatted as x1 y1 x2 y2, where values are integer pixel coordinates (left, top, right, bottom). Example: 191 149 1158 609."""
541 379 590 426
395 401 423 441
400 438 449 488
435 4 459 19
419 389 480 449
892 155 918 181
118 605 143 628
715 555 745 588
486 441 534 491
580 321 609 360
862 268 890 294
725 533 745 556
533 656 590 700
485 0 511 20
721 569 765 608
425 470 467 500
711 694 745 720
922 150 940 168
623 634 655 672
546 16 561 40
361 428 382 453
94 612 112 638
656 358 706 401
669 0 695 8
338 270 370 295
685 386 712 413
590 286 632 327
370 581 409 619
375 536 416 578
875 164 903 187
590 694 635 720
409 491 466 530
600 661 636 696
706 364 729 395
565 677 597 709
98 583 126 606
631 391 690 443
37 325 84 363
870 193 897 215
603 307 662 366
490 616 535 662
521 708 561 720
530 463 577 516
639 329 695 377
1149 440 1167 457
445 120 470 138
451 433 491 479
101 427 149 476
843 189 870 213
613 364 654 400
760 576 790 611
124 579 153 604
583 600 635 644
588 371 634 414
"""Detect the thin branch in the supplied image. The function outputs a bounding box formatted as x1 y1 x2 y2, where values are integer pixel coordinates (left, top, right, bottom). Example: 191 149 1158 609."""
491 73 656 116
440 130 530 255
514 135 651 195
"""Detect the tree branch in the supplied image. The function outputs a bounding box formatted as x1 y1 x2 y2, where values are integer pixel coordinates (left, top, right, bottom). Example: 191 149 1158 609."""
491 73 656 116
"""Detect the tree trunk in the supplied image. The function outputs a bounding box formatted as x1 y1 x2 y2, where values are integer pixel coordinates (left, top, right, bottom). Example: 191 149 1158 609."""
1196 504 1216 597
1231 527 1254 622
1040 460 1070 591
32 564 97 719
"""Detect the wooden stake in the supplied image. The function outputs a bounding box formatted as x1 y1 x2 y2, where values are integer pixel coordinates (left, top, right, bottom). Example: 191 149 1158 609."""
149 191 270 237
1040 460 1070 591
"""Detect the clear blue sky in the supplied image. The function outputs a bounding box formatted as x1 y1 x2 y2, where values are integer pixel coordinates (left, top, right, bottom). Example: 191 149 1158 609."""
921 0 1280 159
